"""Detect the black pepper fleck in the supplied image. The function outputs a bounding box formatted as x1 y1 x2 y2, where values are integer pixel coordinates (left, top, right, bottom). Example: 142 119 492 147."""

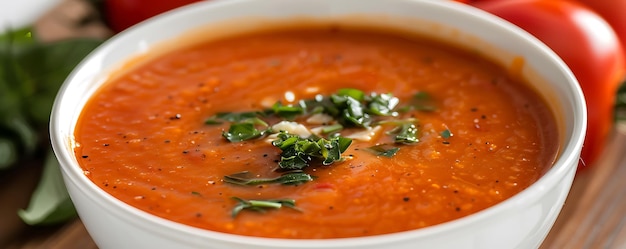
403 197 410 202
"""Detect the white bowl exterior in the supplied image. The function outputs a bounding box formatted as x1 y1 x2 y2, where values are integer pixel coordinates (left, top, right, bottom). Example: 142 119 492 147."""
50 0 586 248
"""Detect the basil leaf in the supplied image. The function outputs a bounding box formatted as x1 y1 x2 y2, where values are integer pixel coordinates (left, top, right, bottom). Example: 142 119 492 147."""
272 102 304 120
278 151 311 170
320 123 343 134
231 197 298 217
336 136 353 152
271 131 352 170
387 122 419 144
0 138 18 169
18 152 77 225
222 122 266 142
206 111 264 124
320 138 342 165
367 92 399 116
339 96 371 128
224 171 314 186
366 144 400 157
336 88 365 101
440 129 452 139
407 91 437 112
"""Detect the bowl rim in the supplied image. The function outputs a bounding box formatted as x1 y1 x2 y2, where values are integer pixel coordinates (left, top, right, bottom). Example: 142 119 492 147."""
50 0 586 247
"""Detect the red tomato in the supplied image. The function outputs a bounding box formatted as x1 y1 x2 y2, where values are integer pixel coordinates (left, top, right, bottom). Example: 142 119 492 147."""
105 0 203 33
576 0 626 70
472 0 626 168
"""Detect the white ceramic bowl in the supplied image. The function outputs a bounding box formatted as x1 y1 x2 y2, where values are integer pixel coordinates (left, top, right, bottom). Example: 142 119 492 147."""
50 0 586 248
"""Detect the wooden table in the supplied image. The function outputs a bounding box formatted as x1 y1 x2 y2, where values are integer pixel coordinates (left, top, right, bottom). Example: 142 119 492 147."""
2 127 626 249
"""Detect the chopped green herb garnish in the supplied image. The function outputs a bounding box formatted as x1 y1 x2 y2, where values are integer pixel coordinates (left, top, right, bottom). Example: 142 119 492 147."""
206 89 433 218
272 102 304 120
332 94 372 128
222 122 267 142
336 88 366 101
365 144 400 157
231 197 299 217
205 111 265 125
440 129 452 139
386 121 420 144
224 171 315 186
272 131 352 170
320 123 343 134
398 91 436 112
366 92 399 116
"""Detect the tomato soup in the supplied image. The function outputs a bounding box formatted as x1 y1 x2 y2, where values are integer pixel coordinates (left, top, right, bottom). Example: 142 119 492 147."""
74 27 559 239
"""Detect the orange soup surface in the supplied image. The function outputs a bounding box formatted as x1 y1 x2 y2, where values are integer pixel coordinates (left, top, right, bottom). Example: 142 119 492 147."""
74 27 559 239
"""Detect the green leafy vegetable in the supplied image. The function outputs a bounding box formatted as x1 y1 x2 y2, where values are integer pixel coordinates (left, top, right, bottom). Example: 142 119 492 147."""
320 123 343 134
272 102 304 120
224 171 315 186
398 91 437 112
387 121 420 144
366 92 399 116
440 129 452 139
222 121 268 142
272 131 352 170
1 28 102 170
0 27 103 225
17 152 77 225
336 88 365 101
331 92 371 128
205 111 267 125
365 144 400 157
231 197 299 217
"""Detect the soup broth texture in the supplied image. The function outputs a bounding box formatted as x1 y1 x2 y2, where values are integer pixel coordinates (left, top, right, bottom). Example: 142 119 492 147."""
74 27 559 239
